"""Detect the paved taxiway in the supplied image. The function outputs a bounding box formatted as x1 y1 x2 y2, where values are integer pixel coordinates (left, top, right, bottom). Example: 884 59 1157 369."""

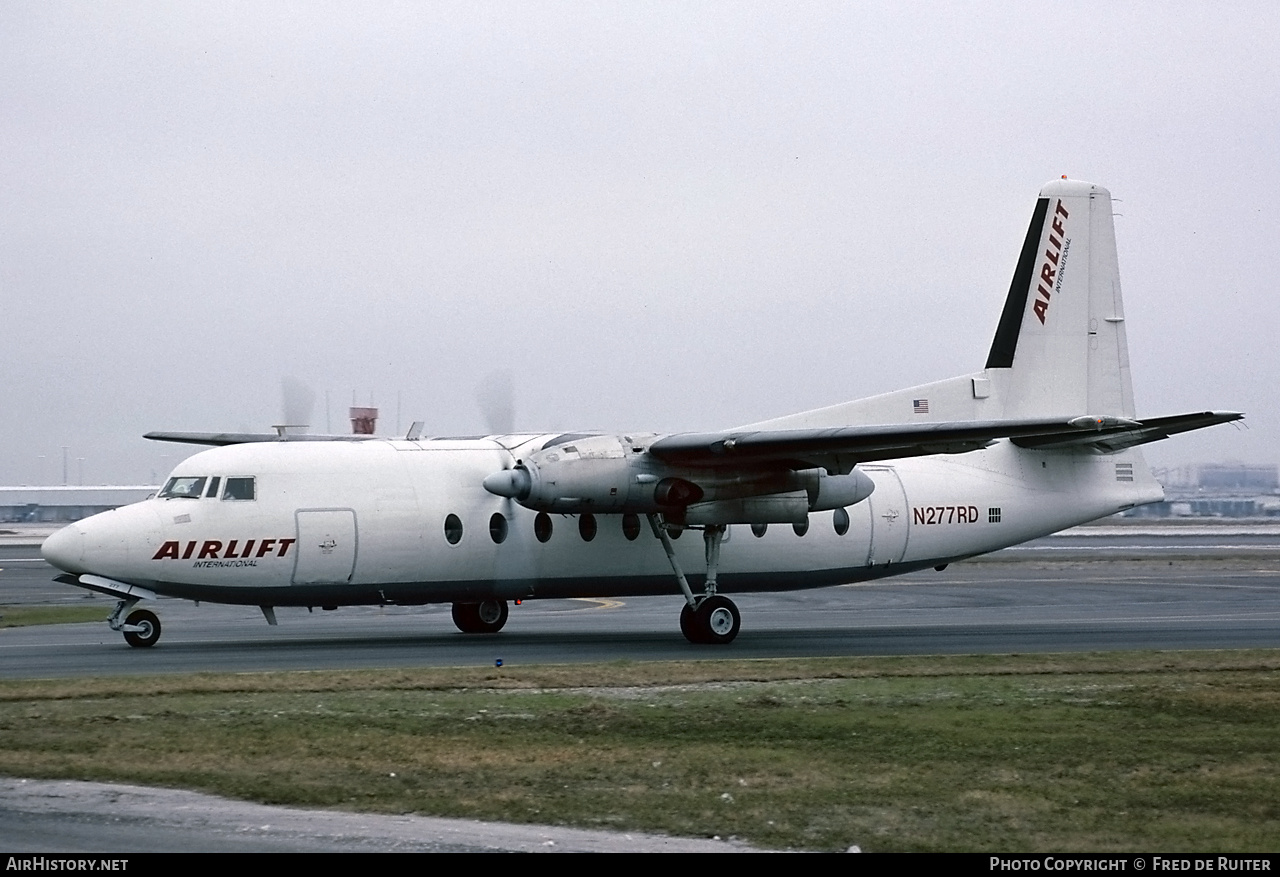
0 778 759 853
3 530 1280 677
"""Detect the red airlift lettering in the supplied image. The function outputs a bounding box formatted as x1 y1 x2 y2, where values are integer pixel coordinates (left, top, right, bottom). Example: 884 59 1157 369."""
152 539 297 561
1032 199 1070 324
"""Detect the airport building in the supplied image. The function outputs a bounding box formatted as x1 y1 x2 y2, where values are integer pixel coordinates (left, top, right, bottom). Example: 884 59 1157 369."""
1135 464 1280 518
0 486 156 523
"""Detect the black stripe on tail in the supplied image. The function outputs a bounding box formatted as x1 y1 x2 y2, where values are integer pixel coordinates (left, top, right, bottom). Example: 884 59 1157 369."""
985 197 1049 369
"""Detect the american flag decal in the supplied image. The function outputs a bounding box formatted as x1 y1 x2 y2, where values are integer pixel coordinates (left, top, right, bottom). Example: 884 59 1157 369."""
913 399 929 414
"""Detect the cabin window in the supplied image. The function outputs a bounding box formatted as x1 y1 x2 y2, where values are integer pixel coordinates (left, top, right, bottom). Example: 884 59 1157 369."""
204 477 221 498
222 477 255 501
622 513 641 541
579 513 597 542
833 507 850 536
534 512 553 543
489 513 508 544
751 522 768 538
793 517 809 537
444 514 463 545
159 476 207 499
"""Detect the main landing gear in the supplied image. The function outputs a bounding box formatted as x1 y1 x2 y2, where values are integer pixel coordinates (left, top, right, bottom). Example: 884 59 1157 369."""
649 515 741 645
451 599 510 634
109 598 162 648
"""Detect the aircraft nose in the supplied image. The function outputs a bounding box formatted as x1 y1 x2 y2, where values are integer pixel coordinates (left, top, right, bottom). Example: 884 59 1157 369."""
42 524 86 574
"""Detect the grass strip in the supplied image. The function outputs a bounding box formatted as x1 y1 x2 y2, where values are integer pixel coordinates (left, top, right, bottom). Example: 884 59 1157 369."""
0 605 108 628
1 650 1277 851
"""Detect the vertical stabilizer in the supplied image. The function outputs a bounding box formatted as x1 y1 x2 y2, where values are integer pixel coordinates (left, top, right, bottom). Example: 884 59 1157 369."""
737 179 1140 433
985 179 1135 419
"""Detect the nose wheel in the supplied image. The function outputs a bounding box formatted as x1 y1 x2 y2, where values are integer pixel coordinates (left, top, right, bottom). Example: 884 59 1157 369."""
122 609 161 648
107 598 163 648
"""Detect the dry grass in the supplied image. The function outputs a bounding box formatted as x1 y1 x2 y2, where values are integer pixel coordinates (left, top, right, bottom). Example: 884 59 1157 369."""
2 651 1278 851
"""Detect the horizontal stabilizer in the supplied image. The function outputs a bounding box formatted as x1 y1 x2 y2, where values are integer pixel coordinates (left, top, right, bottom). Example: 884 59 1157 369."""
1011 411 1243 452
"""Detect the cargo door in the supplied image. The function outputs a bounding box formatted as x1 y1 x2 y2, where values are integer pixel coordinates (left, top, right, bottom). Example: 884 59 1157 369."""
292 509 357 585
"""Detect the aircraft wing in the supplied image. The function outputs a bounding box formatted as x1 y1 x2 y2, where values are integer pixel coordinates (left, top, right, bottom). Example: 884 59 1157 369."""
144 431 379 446
648 411 1243 472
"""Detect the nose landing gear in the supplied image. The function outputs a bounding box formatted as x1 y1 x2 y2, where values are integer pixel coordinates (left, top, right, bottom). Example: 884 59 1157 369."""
108 598 162 648
122 610 161 648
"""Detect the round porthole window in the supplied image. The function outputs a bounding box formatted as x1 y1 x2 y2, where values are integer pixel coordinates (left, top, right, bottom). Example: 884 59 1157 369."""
579 513 597 542
622 513 641 541
535 512 553 543
444 514 463 545
833 507 850 536
490 512 508 544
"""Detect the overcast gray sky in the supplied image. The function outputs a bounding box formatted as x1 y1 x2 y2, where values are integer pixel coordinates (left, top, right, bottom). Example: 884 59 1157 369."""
2 2 1275 486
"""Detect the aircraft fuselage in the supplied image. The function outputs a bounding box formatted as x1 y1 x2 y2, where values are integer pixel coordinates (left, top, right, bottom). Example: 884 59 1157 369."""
44 434 1159 608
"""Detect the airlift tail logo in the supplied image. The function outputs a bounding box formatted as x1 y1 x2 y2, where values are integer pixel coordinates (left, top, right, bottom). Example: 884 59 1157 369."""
1032 199 1070 324
152 539 297 562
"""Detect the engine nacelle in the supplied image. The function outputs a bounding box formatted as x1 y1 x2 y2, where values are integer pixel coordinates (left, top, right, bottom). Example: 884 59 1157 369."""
482 434 876 517
796 469 876 512
482 435 652 513
680 470 875 525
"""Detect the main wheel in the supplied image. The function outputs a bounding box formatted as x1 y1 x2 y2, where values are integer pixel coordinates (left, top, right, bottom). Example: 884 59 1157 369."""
451 600 509 634
687 595 741 645
679 602 704 644
123 609 161 648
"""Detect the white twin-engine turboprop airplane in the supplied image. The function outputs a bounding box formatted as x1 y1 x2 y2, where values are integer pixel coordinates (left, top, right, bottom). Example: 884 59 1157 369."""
43 179 1240 648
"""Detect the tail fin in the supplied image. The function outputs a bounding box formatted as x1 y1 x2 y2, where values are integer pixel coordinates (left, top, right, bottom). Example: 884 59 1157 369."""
740 179 1238 440
984 179 1135 419
741 179 1137 431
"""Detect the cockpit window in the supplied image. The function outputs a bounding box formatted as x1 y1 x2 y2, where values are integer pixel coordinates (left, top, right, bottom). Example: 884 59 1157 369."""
205 477 221 498
159 476 207 499
222 477 256 501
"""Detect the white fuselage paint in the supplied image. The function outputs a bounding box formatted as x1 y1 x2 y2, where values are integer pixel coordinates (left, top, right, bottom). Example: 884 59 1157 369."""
50 434 1161 608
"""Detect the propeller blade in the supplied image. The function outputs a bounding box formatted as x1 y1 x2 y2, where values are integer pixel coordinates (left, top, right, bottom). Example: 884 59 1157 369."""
476 370 515 435
280 377 316 434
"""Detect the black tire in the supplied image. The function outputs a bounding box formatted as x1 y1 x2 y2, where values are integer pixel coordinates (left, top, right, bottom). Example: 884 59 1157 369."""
452 600 509 634
123 609 161 648
693 595 740 645
679 602 704 644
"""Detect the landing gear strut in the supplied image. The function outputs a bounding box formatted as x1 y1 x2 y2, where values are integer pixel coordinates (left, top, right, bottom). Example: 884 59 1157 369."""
109 598 162 648
451 600 509 634
649 515 741 645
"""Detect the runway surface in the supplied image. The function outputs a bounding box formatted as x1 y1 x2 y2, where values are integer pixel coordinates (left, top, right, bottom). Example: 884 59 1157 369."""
3 528 1280 678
